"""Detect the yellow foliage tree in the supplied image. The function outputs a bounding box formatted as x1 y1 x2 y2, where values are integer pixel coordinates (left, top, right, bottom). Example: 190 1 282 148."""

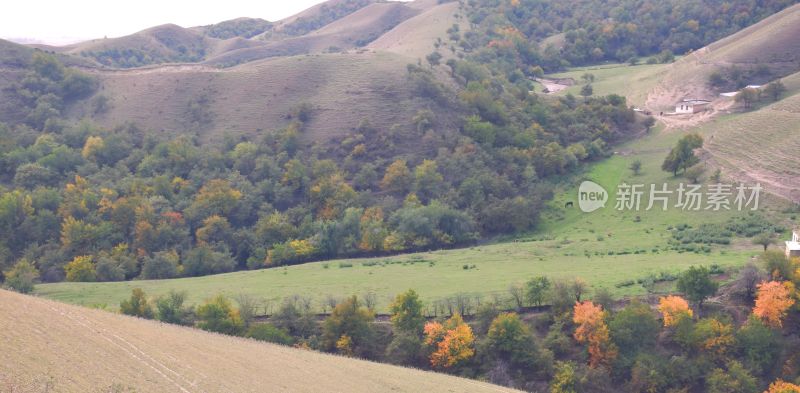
573 301 617 368
423 314 475 368
753 281 796 328
658 295 693 327
694 318 735 357
336 334 354 356
380 160 412 194
289 239 316 258
65 255 96 282
358 207 386 252
81 135 104 160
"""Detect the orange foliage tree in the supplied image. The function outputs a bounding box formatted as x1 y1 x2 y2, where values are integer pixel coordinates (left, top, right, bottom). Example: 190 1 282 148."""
573 301 617 368
423 314 475 368
765 380 800 392
658 295 694 327
753 281 796 328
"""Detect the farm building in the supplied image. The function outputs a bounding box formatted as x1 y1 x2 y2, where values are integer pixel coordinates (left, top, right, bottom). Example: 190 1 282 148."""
786 230 800 258
675 99 711 114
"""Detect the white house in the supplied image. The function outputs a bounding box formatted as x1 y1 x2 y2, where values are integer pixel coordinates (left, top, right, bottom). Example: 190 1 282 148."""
786 230 800 258
675 99 711 114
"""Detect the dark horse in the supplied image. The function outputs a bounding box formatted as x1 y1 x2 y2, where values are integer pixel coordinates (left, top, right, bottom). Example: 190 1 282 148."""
565 201 574 208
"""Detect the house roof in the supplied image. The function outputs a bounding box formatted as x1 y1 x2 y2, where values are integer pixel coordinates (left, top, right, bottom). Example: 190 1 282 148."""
677 100 711 106
786 241 800 251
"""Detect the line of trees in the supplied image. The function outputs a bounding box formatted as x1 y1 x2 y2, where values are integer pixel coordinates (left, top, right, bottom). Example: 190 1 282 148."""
102 251 800 391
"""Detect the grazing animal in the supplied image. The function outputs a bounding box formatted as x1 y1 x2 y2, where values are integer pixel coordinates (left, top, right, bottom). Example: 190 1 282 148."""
565 201 574 208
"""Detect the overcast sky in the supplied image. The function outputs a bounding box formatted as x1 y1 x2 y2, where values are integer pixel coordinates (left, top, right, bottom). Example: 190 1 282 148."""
0 0 329 45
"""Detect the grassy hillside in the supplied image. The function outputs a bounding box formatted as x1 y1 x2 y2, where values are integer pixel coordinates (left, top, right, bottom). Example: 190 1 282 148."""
699 71 800 202
367 1 465 61
66 24 214 68
75 51 421 143
0 290 518 392
203 2 420 66
545 62 669 107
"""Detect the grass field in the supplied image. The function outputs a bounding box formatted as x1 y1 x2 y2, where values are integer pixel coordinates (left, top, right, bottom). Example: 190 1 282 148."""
544 61 669 107
0 289 518 393
36 122 787 313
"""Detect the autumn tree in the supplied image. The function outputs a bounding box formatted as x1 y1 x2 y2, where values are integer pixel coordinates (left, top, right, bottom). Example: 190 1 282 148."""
692 317 735 357
658 295 694 327
424 313 475 369
358 207 386 252
765 380 800 393
380 160 412 195
187 179 242 221
120 288 154 319
322 295 376 356
64 255 96 282
753 281 796 328
550 361 578 393
573 301 617 368
195 294 245 335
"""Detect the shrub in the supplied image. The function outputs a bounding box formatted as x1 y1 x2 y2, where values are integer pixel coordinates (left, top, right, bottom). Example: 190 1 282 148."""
195 295 245 336
155 290 192 325
3 259 39 293
246 323 294 345
120 288 154 319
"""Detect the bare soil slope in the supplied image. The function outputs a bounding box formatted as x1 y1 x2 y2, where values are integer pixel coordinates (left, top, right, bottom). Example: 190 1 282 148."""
0 290 517 393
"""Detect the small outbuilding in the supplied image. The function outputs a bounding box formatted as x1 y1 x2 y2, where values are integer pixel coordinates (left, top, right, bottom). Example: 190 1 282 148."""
675 99 711 114
786 230 800 258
